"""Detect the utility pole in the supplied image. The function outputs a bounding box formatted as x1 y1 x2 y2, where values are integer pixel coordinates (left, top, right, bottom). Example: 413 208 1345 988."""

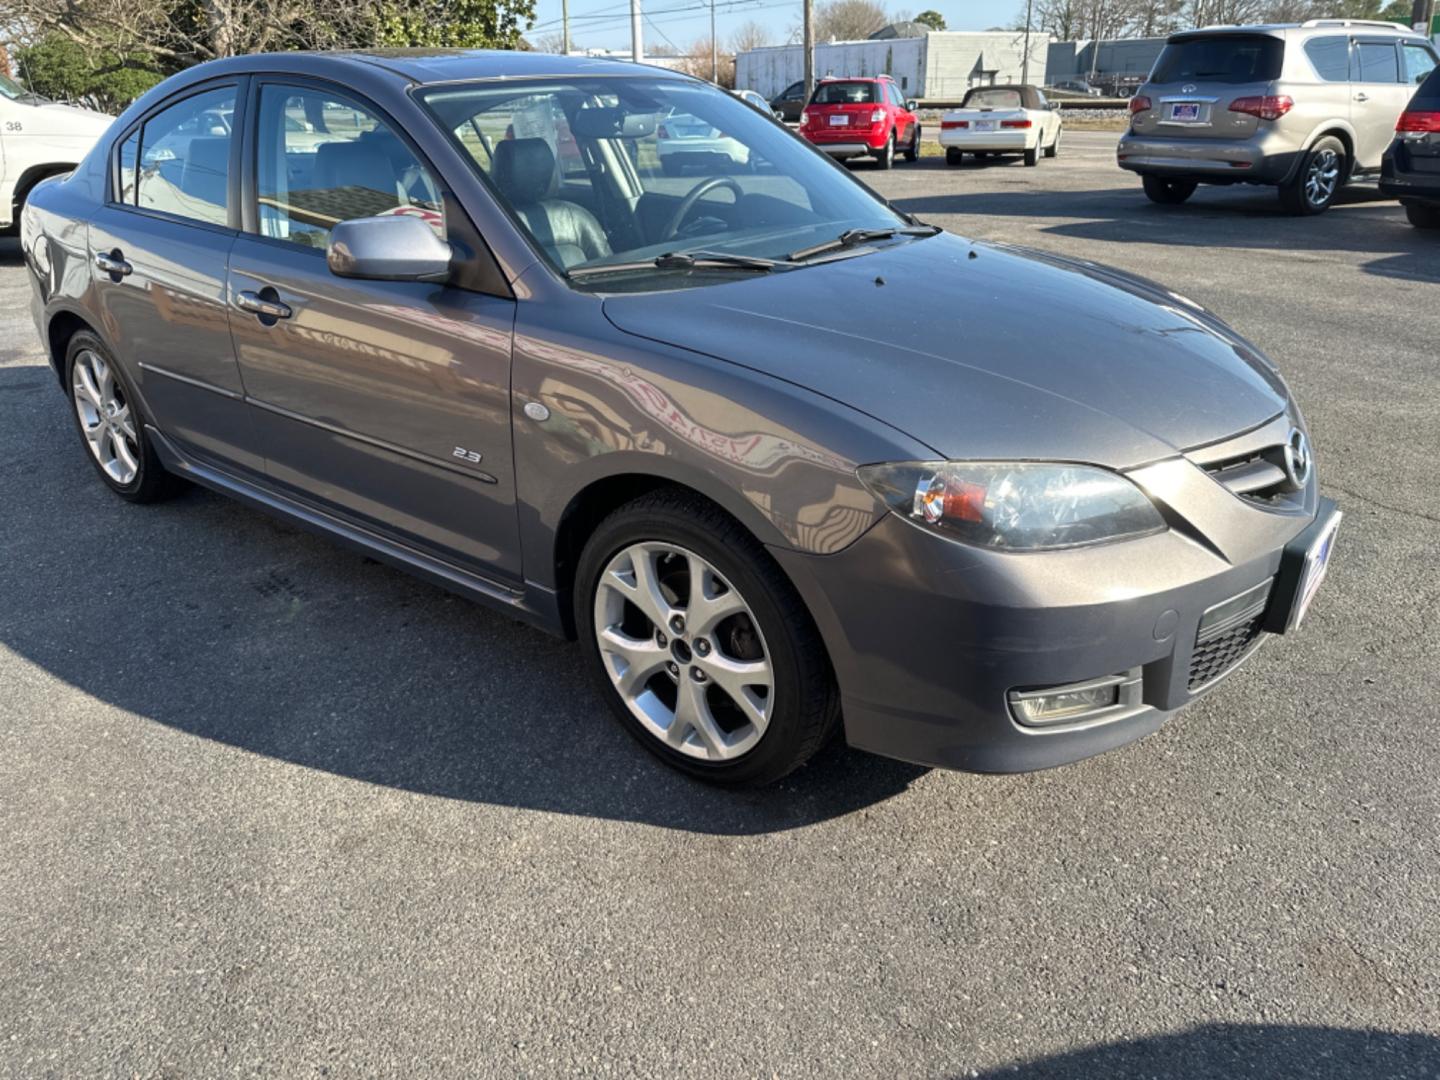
631 0 643 63
1021 0 1033 85
562 0 571 54
1414 0 1435 37
803 0 815 98
711 0 718 82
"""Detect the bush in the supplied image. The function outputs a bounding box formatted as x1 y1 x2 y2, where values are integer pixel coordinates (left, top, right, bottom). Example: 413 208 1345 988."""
14 34 164 111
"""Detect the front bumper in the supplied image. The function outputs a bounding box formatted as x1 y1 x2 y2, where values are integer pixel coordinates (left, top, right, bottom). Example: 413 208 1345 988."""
772 488 1334 774
1117 130 1300 185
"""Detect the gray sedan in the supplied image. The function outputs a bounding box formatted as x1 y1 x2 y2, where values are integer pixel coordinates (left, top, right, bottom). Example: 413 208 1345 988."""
21 50 1339 786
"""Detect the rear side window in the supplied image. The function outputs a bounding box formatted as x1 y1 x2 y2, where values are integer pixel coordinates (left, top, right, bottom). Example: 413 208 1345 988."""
115 130 139 203
1151 35 1284 84
1304 36 1351 82
1413 64 1440 106
1355 42 1400 83
812 82 878 104
1402 43 1438 87
135 85 236 226
964 88 1023 109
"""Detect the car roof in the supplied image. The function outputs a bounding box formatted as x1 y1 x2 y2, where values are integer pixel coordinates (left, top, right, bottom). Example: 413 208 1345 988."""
1168 21 1422 41
818 75 894 82
182 48 694 86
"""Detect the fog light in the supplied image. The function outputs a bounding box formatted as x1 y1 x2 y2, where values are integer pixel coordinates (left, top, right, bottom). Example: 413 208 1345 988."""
1008 671 1141 728
1011 685 1118 725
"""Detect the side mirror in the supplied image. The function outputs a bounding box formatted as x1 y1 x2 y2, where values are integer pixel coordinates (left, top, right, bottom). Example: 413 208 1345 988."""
327 214 451 282
773 108 785 120
906 99 918 112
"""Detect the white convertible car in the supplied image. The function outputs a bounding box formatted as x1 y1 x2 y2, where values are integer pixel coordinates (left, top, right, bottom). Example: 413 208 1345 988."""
939 85 1062 168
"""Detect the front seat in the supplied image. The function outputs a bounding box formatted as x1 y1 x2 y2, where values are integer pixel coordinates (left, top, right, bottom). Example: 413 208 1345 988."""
491 138 611 269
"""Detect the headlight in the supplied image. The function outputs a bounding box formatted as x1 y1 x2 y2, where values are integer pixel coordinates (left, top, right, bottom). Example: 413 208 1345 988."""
857 461 1165 551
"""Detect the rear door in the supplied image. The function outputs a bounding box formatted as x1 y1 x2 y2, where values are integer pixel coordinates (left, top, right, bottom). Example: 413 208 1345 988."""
1131 33 1284 140
226 78 522 579
89 79 263 472
1351 38 1410 169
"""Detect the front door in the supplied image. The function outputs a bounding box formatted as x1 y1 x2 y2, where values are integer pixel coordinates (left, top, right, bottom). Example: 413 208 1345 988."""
89 80 263 473
227 80 522 580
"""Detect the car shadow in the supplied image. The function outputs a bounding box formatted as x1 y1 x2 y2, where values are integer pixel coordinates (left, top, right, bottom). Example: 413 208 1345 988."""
0 235 23 266
0 363 928 835
968 1023 1440 1079
890 175 1440 283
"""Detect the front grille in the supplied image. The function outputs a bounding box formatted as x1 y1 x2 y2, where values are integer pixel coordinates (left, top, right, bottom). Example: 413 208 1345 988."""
1188 614 1265 691
1187 415 1308 510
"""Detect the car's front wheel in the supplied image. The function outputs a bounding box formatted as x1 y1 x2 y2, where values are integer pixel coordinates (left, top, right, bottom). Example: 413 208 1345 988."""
1142 175 1198 205
1045 128 1060 158
65 331 179 503
575 491 840 786
904 124 921 162
1279 136 1345 215
1404 201 1440 229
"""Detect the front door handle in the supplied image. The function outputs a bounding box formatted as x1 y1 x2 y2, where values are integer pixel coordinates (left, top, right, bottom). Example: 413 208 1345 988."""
1354 92 1369 102
235 289 293 321
94 251 132 277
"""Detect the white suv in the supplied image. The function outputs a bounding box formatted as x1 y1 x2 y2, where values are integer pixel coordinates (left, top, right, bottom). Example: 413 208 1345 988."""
1 74 113 231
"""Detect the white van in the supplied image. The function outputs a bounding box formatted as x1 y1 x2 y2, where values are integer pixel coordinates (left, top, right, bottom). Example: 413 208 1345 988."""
1 73 113 230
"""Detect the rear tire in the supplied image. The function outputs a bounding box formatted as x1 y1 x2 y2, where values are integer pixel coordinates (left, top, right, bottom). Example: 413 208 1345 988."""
875 131 895 170
904 124 921 162
575 489 841 787
1404 201 1440 229
1142 175 1198 205
1279 136 1345 215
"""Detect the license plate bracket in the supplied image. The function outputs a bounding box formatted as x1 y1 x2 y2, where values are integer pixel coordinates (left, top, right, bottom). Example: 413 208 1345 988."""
1170 102 1201 121
1263 499 1342 633
976 119 997 131
828 114 849 126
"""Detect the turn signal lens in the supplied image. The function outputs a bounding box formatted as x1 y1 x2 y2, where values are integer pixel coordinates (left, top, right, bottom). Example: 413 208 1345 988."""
1228 95 1294 121
941 120 970 129
870 109 886 123
1129 96 1152 115
858 462 1166 551
800 109 810 126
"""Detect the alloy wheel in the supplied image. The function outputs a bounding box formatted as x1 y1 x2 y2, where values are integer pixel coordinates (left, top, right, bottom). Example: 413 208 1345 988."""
71 349 140 485
593 541 772 762
1305 149 1340 208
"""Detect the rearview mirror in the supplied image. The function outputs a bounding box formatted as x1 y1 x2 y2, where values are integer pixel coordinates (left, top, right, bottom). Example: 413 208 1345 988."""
571 106 659 139
327 215 451 282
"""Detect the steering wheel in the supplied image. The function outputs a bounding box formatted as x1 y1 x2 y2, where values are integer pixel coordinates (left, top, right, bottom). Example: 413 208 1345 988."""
661 176 745 242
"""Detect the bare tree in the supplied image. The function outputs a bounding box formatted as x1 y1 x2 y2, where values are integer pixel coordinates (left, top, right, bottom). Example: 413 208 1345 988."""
534 30 572 53
728 18 772 55
814 0 891 42
673 36 735 86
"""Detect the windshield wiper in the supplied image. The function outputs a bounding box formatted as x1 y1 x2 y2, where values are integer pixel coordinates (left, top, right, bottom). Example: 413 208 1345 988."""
784 224 941 263
568 249 787 280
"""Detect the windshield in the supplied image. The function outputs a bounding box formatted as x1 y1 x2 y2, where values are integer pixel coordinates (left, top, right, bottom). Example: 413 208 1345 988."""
419 76 907 289
1151 35 1284 84
0 73 27 101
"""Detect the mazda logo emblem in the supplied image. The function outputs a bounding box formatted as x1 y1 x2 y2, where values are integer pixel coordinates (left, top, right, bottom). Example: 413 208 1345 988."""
1281 428 1311 491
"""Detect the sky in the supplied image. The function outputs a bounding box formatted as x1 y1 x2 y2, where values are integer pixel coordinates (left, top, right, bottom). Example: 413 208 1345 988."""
526 0 1018 55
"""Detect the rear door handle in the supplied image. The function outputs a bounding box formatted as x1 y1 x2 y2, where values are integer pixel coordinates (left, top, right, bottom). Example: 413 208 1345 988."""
94 251 132 277
235 289 293 321
1354 92 1369 102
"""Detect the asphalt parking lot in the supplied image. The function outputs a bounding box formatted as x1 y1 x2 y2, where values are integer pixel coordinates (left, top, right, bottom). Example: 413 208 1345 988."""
2 130 1438 1078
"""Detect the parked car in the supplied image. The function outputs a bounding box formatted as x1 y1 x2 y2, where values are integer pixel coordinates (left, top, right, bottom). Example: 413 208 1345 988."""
798 76 920 169
770 80 807 123
730 88 781 119
1119 20 1440 214
0 73 112 232
656 110 750 175
940 85 1062 167
1379 62 1440 229
22 52 1339 786
1049 79 1102 97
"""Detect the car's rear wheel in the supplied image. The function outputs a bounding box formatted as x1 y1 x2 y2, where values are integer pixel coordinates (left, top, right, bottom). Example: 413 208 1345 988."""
65 331 179 503
875 131 895 170
945 147 964 166
1279 137 1345 215
1404 201 1440 229
575 490 840 786
1142 175 1198 205
904 124 921 162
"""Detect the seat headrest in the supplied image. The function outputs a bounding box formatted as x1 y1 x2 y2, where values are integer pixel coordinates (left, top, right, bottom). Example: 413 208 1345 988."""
180 137 230 208
314 141 399 200
492 138 557 205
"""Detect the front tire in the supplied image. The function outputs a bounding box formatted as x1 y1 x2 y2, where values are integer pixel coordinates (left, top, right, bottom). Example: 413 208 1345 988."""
1044 128 1060 158
575 490 840 787
65 331 179 503
1279 136 1345 215
1404 201 1440 229
1142 175 1198 205
875 131 895 170
1023 140 1040 167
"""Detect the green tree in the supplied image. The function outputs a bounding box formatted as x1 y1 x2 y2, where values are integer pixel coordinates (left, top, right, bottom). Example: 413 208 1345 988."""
378 0 537 49
14 33 162 108
913 9 946 29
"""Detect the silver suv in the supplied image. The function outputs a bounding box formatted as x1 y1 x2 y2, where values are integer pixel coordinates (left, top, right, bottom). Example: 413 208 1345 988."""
1119 20 1440 214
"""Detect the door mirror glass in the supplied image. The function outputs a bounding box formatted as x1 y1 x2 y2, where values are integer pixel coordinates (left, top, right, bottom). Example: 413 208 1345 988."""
327 214 452 281
906 99 918 112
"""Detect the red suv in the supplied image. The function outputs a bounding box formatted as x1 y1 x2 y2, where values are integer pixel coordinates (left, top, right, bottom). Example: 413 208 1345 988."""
799 76 920 169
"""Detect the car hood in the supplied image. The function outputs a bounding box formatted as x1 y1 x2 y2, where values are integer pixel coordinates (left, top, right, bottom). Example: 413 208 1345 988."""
601 232 1288 468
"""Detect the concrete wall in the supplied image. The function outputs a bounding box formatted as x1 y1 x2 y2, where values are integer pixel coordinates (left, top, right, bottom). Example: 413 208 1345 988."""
736 32 1050 102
